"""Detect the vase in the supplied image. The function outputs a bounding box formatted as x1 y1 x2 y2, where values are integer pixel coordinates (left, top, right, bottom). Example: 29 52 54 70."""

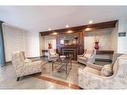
94 41 99 50
48 43 52 49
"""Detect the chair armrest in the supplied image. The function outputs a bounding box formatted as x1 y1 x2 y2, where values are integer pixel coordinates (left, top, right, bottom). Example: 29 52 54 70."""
24 61 42 68
55 53 59 56
77 55 83 57
25 59 32 63
86 63 103 71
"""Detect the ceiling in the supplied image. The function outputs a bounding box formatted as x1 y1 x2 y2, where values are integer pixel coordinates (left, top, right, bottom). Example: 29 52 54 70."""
0 6 127 32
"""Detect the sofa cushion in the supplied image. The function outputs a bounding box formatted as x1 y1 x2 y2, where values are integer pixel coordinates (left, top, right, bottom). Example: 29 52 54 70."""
101 64 113 77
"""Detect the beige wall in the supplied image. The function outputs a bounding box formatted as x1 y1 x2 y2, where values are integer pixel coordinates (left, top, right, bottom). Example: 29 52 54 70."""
25 31 40 57
39 35 56 56
3 24 27 62
110 24 118 52
84 28 117 51
44 35 56 49
40 35 56 50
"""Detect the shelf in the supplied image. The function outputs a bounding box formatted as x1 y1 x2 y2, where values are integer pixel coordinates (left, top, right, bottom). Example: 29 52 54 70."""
96 50 114 55
96 50 114 62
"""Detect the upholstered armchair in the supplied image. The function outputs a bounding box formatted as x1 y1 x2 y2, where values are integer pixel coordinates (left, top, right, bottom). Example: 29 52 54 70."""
20 51 32 63
48 49 59 61
86 53 123 71
77 49 96 65
78 54 127 89
12 51 42 81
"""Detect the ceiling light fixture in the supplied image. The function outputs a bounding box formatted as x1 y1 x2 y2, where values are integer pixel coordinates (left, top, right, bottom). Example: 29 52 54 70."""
52 32 58 35
66 24 69 28
85 28 92 31
67 30 73 33
48 28 51 31
88 20 93 24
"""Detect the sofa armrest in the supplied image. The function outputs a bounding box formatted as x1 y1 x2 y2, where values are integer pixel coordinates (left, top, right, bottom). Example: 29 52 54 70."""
77 55 83 57
24 61 42 68
86 63 103 71
25 59 32 63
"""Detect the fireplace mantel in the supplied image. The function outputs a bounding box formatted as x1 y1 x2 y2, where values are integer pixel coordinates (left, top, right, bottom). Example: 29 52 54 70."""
61 46 77 60
56 32 84 60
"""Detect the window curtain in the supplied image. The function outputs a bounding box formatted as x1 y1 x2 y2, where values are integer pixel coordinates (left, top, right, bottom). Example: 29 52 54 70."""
0 21 5 67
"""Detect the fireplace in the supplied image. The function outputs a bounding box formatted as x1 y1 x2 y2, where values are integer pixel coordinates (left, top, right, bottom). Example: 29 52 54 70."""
62 48 76 59
55 31 84 60
60 46 77 60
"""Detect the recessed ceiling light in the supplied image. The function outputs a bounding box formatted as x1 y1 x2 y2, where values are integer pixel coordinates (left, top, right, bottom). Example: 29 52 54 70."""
85 28 92 31
66 24 69 28
52 32 58 35
88 20 93 24
48 28 51 31
67 30 73 33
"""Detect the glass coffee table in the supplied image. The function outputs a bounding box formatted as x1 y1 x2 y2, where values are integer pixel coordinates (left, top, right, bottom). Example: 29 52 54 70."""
51 56 72 75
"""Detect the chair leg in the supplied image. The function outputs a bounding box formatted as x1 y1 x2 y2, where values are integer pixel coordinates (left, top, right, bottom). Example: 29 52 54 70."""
17 77 20 81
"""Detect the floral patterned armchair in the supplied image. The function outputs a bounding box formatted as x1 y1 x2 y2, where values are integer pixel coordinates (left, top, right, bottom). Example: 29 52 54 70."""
78 54 127 89
77 49 96 65
20 51 32 63
12 51 42 81
48 49 59 61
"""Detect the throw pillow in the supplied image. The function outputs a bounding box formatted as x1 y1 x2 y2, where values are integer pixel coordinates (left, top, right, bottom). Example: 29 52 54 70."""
101 64 113 77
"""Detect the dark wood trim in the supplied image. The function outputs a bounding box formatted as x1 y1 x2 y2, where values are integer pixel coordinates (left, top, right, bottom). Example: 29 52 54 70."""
95 59 112 62
42 50 48 52
40 20 117 36
33 75 81 89
96 50 114 55
40 20 117 60
56 32 84 60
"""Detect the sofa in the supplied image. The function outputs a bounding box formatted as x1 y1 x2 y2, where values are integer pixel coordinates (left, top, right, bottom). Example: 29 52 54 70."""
78 53 127 89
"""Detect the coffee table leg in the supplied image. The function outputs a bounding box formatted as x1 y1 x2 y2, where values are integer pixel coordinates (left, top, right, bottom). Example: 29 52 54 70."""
52 62 53 71
70 61 72 70
66 63 67 74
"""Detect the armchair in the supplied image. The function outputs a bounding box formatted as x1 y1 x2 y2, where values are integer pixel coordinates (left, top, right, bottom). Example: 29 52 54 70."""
77 49 96 65
12 51 42 81
20 51 32 63
48 49 59 61
78 54 127 89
